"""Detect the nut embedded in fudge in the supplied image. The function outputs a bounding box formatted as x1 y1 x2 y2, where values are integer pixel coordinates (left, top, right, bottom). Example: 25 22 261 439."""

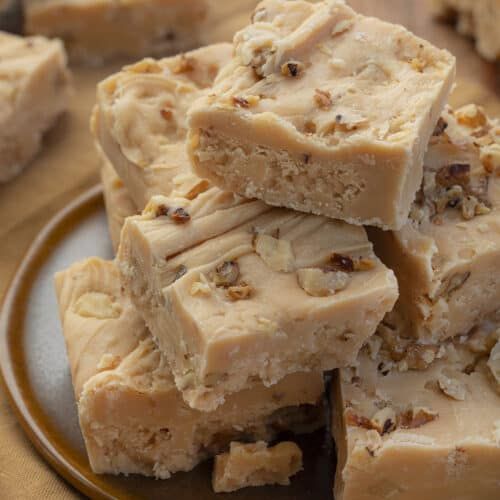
370 105 500 343
331 321 500 500
54 258 325 478
117 186 398 411
187 0 456 230
0 32 71 183
93 43 233 208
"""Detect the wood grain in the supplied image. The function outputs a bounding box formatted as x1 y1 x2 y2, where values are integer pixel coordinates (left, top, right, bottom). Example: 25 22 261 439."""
0 1 498 497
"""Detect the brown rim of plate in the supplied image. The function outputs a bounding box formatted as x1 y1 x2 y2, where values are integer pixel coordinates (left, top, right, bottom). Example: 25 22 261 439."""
0 184 119 500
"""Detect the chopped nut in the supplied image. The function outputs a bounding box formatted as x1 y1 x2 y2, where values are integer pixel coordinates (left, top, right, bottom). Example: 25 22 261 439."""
404 343 438 370
437 373 467 401
345 409 376 431
226 282 253 301
185 179 210 200
481 144 500 174
232 95 260 108
456 104 487 129
281 61 304 78
155 204 169 217
410 57 426 72
365 430 383 457
297 268 349 297
232 96 249 108
190 281 211 297
432 117 448 136
73 292 122 319
170 207 191 224
160 108 173 121
171 265 188 282
329 253 355 272
214 261 240 287
487 340 500 391
399 406 438 429
254 234 295 272
354 257 376 271
173 54 196 74
314 89 332 110
371 407 397 435
435 164 470 188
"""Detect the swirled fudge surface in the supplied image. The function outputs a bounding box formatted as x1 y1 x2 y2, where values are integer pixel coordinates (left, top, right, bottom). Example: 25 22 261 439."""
187 0 456 230
94 43 232 208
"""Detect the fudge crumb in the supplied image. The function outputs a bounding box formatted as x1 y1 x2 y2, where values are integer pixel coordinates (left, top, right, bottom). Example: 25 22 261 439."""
281 61 304 78
314 89 332 110
214 261 240 287
437 373 467 401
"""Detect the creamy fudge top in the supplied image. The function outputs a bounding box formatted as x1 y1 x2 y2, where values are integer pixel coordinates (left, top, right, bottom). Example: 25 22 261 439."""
400 105 500 290
340 321 500 452
0 32 69 125
125 190 396 345
55 257 325 408
95 43 232 201
189 0 455 153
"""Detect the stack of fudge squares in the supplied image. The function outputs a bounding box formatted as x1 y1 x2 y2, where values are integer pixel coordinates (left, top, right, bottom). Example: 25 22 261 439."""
54 0 500 497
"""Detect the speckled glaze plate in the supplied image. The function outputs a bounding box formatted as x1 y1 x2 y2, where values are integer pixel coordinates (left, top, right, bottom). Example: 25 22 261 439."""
0 186 333 500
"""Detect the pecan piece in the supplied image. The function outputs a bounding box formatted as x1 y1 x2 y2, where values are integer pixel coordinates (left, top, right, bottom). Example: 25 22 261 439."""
297 268 349 297
329 253 355 272
432 117 448 136
314 89 332 110
170 207 191 223
281 61 304 78
226 282 253 301
435 164 470 188
214 261 240 287
399 406 438 429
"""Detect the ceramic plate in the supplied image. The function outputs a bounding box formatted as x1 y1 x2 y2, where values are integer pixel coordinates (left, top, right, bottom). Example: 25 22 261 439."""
0 186 333 499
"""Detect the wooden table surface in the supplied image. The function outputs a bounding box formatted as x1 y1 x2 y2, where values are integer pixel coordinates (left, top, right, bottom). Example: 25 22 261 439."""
0 1 498 498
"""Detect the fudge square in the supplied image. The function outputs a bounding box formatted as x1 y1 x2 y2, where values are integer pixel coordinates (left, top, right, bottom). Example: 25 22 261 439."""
54 258 325 478
331 323 500 500
94 43 232 208
0 32 71 182
25 0 208 64
187 0 456 230
370 104 500 343
118 187 398 411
